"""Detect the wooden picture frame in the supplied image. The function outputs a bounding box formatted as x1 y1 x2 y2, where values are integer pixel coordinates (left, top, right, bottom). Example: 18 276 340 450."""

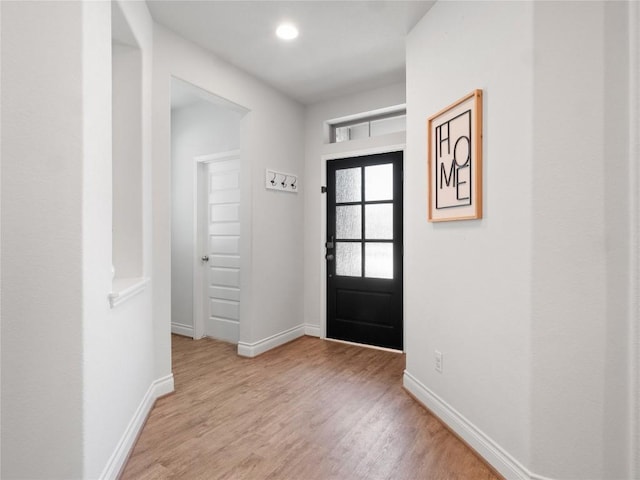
427 90 483 222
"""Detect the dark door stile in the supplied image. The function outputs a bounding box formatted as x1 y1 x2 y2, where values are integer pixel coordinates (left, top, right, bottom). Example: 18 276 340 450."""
326 152 403 351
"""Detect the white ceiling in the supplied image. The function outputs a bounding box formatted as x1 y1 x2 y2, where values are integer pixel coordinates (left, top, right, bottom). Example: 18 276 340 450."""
146 0 435 105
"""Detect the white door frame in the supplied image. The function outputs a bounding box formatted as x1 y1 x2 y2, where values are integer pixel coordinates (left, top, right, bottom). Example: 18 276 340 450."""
192 149 241 340
319 143 406 345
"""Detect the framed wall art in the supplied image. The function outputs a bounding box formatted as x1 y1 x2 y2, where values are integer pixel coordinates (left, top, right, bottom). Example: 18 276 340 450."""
427 89 483 222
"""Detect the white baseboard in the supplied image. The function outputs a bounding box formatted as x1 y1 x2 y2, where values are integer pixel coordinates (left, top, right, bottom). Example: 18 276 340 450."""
100 374 174 480
237 324 305 357
171 322 194 338
304 323 321 337
403 370 551 480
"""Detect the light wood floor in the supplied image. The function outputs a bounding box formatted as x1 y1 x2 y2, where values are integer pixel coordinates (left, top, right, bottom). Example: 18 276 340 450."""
121 335 501 480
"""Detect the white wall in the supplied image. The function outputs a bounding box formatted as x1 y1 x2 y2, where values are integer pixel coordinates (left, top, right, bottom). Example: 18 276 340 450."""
303 83 406 337
405 1 633 479
112 40 143 280
153 25 305 357
1 2 4 474
1 2 169 477
405 2 533 472
631 3 640 477
171 101 242 333
0 1 172 478
1 2 85 477
530 2 630 478
83 1 170 478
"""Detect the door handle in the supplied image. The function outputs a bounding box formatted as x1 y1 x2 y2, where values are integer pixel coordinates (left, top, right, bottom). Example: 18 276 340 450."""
325 235 334 250
201 255 209 262
325 235 334 262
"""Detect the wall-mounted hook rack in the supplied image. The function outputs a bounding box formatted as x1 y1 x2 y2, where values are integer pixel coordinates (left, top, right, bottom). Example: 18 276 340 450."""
265 169 299 193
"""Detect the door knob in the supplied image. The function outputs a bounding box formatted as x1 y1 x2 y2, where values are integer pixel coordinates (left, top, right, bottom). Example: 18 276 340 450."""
201 255 209 262
325 235 334 249
325 235 335 262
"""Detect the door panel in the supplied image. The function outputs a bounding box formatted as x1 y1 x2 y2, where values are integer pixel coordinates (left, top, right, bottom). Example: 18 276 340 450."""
336 289 393 326
326 151 403 350
209 267 239 287
209 285 240 302
203 156 241 343
209 236 239 254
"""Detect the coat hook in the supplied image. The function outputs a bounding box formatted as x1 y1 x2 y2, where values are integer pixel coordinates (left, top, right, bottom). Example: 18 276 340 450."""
291 177 297 190
270 172 277 186
281 175 288 188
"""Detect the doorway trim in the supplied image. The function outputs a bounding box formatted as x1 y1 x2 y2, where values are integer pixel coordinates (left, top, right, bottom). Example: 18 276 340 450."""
319 143 406 345
192 149 241 340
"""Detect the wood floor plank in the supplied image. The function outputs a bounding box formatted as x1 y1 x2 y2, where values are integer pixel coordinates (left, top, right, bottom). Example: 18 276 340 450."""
121 335 502 480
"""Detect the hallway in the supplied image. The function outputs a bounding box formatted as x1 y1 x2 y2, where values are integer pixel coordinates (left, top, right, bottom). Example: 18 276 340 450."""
122 335 499 479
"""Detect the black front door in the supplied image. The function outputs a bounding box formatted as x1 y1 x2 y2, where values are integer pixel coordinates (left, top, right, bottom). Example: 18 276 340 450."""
326 151 403 350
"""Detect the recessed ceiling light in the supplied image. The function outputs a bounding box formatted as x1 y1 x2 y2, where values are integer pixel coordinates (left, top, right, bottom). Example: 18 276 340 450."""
276 23 298 41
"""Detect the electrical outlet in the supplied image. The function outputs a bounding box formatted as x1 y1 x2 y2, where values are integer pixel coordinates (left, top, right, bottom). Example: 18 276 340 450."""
435 350 443 373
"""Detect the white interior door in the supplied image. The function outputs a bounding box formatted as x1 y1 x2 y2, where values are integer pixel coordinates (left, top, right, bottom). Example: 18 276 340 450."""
199 153 241 343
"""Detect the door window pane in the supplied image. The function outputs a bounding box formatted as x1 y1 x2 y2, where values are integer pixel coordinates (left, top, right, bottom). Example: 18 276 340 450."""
365 243 393 279
347 122 369 140
365 204 393 240
365 164 393 201
370 115 406 137
336 242 362 277
336 205 361 239
336 168 361 203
